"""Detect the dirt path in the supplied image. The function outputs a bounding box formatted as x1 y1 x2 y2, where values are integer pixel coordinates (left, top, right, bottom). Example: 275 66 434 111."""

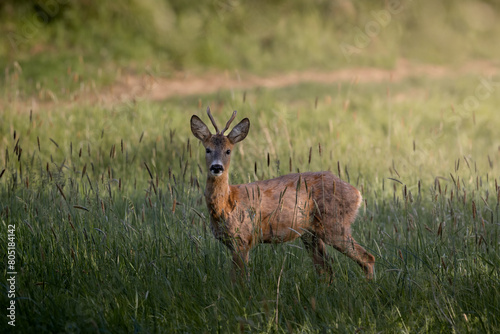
7 59 500 111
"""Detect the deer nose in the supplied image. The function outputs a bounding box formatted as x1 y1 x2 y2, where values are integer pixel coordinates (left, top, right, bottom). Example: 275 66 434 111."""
210 164 224 174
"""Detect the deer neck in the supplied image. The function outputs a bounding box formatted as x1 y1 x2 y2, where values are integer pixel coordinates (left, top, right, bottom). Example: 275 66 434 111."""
205 173 232 218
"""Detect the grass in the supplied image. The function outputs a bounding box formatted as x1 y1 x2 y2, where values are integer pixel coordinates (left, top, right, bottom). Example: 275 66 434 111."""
2 0 500 98
1 73 500 332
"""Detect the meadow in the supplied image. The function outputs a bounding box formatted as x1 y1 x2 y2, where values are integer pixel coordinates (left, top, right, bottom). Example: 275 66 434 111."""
2 0 500 332
1 70 500 332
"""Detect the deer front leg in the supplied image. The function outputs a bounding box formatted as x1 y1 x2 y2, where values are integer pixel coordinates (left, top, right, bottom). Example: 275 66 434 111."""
231 246 250 283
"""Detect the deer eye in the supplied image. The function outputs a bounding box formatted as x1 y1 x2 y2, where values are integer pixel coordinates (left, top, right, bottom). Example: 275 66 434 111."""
226 149 231 155
206 148 212 154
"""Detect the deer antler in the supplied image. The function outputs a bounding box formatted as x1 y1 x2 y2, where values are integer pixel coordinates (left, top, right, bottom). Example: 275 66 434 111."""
221 110 237 135
206 106 220 134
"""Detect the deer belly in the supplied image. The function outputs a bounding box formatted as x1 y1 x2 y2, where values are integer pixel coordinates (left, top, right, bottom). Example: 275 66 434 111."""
257 212 311 243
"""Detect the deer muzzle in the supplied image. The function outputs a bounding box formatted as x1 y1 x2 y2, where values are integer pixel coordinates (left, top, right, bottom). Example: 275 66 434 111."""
209 164 224 176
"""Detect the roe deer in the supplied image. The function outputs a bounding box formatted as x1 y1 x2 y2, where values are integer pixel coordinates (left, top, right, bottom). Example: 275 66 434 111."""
191 108 375 280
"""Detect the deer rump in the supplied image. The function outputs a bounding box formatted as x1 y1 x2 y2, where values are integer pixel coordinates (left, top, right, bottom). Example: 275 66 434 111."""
207 171 361 250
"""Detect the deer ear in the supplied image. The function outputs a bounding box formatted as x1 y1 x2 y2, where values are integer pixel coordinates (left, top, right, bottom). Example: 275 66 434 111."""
227 118 250 144
191 115 212 141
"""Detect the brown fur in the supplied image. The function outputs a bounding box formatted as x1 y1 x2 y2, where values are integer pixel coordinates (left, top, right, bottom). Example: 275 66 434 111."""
191 109 375 280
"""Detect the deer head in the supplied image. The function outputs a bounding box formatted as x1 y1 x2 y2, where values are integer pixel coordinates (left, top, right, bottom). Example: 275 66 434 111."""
191 107 250 178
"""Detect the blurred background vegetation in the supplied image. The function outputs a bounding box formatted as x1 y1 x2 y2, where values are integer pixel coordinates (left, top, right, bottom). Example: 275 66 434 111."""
1 0 500 89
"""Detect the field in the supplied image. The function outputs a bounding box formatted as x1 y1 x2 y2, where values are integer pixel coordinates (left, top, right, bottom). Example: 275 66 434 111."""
2 1 500 333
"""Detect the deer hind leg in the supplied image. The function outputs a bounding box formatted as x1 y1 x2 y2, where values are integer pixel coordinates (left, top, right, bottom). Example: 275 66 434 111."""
301 232 333 278
329 233 375 279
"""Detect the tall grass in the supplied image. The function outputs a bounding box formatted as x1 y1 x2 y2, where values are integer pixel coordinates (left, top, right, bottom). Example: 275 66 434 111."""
1 75 499 332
